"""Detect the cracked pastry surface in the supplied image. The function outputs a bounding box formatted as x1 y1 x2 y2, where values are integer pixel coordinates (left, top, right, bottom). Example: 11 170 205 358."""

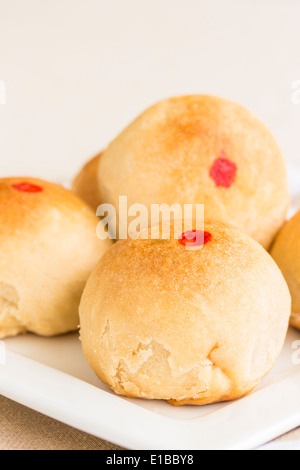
0 177 112 339
79 220 291 405
271 210 300 330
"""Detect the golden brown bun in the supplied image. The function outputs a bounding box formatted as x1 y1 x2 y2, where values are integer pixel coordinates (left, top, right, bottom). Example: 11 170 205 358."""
98 96 289 249
270 210 300 329
72 152 102 211
0 177 112 339
79 220 291 406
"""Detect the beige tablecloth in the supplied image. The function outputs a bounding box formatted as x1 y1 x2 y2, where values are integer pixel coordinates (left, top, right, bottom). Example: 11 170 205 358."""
0 394 299 450
0 395 123 450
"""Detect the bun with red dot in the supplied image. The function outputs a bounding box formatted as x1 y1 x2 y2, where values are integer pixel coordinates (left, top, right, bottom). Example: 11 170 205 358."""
79 220 291 405
271 210 300 330
98 95 289 249
72 152 103 211
0 177 112 339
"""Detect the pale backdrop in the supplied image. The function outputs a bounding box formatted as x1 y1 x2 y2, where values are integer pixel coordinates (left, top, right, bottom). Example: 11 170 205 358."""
0 0 299 184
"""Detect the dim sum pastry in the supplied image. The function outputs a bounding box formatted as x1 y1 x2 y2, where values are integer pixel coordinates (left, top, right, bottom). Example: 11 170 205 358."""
271 210 300 329
98 96 289 248
0 177 112 338
79 220 291 405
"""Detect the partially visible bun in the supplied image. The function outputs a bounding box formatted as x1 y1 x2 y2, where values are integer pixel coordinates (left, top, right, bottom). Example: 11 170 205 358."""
0 177 112 338
79 219 291 406
98 95 289 248
271 210 300 329
72 152 102 211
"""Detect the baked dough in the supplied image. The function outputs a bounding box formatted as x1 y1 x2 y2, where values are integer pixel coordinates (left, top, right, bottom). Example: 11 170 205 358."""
98 95 289 249
0 177 112 339
79 220 291 405
271 210 300 329
72 152 102 211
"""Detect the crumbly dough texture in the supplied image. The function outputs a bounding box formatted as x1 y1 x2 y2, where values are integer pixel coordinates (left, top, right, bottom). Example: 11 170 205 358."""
0 177 112 339
79 220 291 406
98 95 289 249
72 152 102 211
271 210 300 330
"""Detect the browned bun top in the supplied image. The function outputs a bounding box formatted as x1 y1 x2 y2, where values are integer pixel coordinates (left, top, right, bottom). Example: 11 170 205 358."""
72 152 103 210
271 209 300 329
0 177 112 338
98 95 289 248
0 177 97 230
79 219 291 405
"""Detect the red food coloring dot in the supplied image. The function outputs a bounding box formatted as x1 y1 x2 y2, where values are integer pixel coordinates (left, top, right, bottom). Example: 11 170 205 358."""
179 230 212 247
12 182 43 193
210 157 237 188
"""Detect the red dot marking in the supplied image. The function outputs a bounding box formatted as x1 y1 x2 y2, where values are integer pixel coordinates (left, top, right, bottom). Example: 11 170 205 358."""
179 230 212 247
210 157 237 188
12 182 43 193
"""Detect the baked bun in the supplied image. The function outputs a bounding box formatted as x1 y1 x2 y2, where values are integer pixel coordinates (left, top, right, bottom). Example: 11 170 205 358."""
79 220 291 406
271 210 300 329
72 152 102 210
98 96 289 249
0 177 112 339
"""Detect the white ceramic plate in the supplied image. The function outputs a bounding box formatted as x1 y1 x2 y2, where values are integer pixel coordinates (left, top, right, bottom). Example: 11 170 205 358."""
0 166 299 450
1 329 300 450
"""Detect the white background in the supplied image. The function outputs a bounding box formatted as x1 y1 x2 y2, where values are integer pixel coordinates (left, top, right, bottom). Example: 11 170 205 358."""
0 0 299 183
